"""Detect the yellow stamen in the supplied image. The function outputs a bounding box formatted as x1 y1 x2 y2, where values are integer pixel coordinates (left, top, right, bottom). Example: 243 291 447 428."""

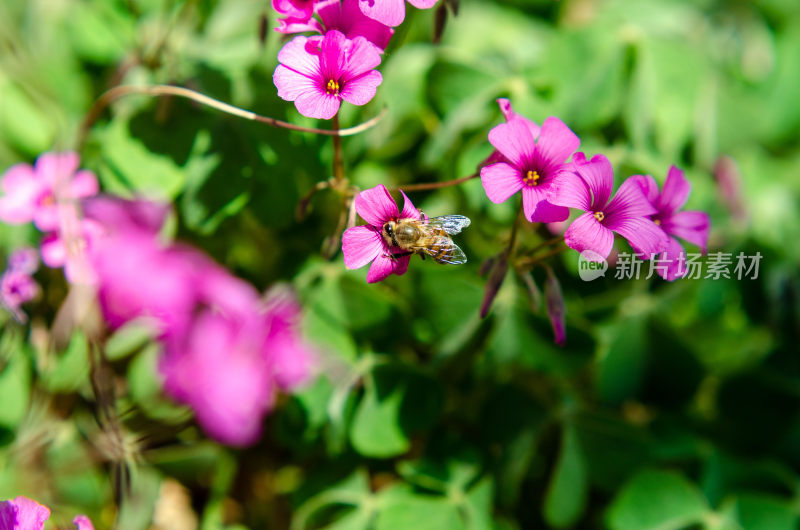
654 219 661 225
326 79 340 94
523 170 541 187
594 211 605 222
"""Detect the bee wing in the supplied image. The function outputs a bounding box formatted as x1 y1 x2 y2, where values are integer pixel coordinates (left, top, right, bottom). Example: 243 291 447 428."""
414 235 468 265
425 215 471 235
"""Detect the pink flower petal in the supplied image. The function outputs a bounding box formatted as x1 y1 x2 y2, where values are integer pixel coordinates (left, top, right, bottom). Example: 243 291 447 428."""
658 165 690 215
564 212 615 259
272 0 315 19
366 252 409 283
548 173 591 211
521 185 546 221
480 162 523 204
35 151 79 188
399 190 419 219
493 98 540 138
656 236 688 281
358 0 406 27
68 169 99 199
605 176 658 221
341 36 382 80
534 116 580 167
73 514 95 530
355 184 399 227
295 90 341 119
575 154 614 209
342 225 384 269
8 496 51 529
528 195 569 223
340 70 382 106
276 16 324 34
41 232 67 268
336 0 394 50
610 217 669 259
661 210 710 253
320 30 347 82
0 163 43 224
487 118 536 169
408 0 438 7
629 174 660 205
276 36 321 79
274 64 320 102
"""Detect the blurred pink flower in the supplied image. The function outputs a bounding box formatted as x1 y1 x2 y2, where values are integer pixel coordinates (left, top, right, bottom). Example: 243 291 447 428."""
630 166 711 281
277 0 394 51
553 154 669 260
0 496 93 530
342 184 420 283
39 203 104 285
1 247 40 323
160 287 316 446
480 110 581 223
84 197 317 446
274 30 383 119
0 152 98 232
357 0 439 27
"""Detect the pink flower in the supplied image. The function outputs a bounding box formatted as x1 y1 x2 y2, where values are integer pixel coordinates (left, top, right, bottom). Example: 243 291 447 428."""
0 152 98 232
39 203 104 285
263 286 317 390
342 184 419 283
277 0 394 51
480 110 581 223
0 496 93 530
357 0 439 27
274 30 383 119
552 154 669 260
160 287 316 446
630 166 711 280
273 0 317 20
1 248 40 322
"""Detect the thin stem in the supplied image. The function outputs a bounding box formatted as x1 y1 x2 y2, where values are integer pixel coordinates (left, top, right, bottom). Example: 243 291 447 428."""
521 236 563 257
77 84 387 147
505 199 524 259
393 172 479 192
515 245 569 269
332 113 344 182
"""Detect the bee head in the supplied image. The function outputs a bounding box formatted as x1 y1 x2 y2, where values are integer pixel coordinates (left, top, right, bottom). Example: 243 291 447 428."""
383 221 394 238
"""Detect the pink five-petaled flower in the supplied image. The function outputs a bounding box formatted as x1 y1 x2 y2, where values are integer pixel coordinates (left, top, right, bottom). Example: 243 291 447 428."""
342 184 420 283
0 496 94 530
274 30 383 120
277 0 394 51
480 113 581 223
0 152 98 232
1 247 40 323
553 153 669 260
630 166 711 280
357 0 439 27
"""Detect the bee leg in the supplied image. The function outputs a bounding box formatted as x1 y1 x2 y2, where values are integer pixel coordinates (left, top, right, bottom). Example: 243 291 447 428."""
385 251 413 260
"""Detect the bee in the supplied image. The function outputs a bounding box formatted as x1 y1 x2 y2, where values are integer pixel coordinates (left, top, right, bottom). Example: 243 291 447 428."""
381 214 471 264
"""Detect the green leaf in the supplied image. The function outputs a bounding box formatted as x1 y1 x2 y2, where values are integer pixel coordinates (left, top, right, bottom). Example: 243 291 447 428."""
732 494 798 530
375 485 466 530
350 366 443 458
606 469 709 530
0 342 31 429
104 320 157 361
40 330 90 393
0 78 57 156
543 424 588 528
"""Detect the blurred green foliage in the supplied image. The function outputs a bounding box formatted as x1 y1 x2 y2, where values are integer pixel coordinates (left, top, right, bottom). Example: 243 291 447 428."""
1 0 800 528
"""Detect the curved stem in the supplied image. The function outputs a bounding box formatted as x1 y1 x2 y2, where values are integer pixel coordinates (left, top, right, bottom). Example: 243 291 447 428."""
505 199 524 259
393 172 479 192
515 245 569 269
332 113 344 182
77 84 387 146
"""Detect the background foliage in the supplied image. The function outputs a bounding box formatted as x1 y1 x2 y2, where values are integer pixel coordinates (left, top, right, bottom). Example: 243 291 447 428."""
1 0 800 528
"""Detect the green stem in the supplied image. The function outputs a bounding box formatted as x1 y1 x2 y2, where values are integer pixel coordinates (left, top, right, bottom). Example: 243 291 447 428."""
332 113 344 182
393 172 479 192
77 84 387 148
